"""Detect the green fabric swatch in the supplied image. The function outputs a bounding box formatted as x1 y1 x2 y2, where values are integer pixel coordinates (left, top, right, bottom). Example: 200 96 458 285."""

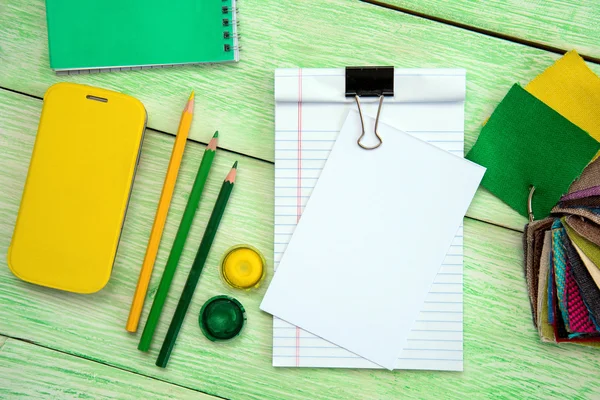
466 84 600 219
45 0 237 70
563 218 600 268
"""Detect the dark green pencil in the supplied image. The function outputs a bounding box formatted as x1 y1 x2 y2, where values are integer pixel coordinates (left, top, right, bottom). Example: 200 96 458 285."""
138 131 218 352
156 161 238 368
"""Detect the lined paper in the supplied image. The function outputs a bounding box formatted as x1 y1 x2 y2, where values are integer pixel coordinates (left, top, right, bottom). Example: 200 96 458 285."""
273 68 467 371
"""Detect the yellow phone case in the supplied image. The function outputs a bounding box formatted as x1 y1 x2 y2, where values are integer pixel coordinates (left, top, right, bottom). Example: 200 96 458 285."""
8 83 146 293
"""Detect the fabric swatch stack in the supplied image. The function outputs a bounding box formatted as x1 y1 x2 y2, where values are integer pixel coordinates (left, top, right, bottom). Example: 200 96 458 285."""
524 161 600 344
466 51 600 344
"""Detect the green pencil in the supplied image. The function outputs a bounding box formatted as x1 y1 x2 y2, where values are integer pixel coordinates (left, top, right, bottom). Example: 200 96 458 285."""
156 161 238 368
138 132 219 352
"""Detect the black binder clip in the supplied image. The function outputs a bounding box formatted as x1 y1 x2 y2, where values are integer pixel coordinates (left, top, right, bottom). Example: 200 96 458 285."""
345 66 394 150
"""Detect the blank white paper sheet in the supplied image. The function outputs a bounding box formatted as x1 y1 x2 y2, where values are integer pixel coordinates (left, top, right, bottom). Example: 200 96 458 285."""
261 109 485 370
269 68 477 371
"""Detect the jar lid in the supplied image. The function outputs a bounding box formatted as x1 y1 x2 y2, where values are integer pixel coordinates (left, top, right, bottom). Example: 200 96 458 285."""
220 245 266 290
199 295 246 341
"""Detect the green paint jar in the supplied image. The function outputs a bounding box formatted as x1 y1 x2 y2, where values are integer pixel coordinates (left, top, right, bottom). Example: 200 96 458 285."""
199 295 246 341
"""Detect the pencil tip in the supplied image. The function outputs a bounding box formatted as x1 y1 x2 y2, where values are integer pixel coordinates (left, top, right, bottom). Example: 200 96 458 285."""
184 92 195 113
207 132 218 150
225 162 238 183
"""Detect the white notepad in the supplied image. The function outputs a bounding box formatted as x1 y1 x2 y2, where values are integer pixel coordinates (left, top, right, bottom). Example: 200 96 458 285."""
270 68 472 371
262 109 485 370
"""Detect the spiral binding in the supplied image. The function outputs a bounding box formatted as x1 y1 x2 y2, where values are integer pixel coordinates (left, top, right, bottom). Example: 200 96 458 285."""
222 0 241 56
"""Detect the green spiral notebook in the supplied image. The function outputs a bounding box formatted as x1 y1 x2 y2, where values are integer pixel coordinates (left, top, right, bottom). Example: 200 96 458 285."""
45 0 239 74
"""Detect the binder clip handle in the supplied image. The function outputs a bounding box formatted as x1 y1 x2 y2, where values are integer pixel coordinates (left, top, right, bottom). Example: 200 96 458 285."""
345 66 394 150
354 95 383 150
528 185 536 222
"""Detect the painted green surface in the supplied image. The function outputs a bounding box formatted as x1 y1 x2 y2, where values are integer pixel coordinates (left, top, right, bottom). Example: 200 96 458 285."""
378 0 600 59
1 0 599 166
0 0 569 231
46 0 236 70
2 0 600 398
2 89 600 399
0 338 217 399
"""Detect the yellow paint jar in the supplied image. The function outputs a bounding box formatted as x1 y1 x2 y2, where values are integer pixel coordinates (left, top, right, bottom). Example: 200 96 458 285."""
220 245 266 290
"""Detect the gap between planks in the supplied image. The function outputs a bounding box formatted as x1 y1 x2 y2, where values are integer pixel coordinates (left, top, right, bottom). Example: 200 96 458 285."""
0 73 525 388
0 334 227 400
0 336 8 351
0 86 273 166
361 0 600 65
0 87 523 234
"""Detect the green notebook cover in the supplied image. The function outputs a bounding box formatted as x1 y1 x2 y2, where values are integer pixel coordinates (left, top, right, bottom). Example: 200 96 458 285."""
45 0 238 72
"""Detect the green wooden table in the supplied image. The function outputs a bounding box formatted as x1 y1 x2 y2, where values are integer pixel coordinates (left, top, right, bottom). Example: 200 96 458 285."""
1 0 600 398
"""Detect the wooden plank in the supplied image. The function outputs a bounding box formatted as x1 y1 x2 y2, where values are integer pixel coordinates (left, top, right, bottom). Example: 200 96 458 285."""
2 92 600 399
0 0 552 231
369 0 600 60
0 339 217 399
0 336 7 350
0 89 274 398
1 0 600 166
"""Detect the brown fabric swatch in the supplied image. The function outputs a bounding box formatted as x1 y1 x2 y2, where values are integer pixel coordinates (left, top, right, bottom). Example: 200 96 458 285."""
569 158 600 193
560 196 600 208
565 215 600 248
524 217 554 323
552 206 600 225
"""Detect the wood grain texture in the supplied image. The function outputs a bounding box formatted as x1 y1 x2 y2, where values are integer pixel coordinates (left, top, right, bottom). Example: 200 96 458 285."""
1 0 599 164
373 0 600 59
0 339 217 399
1 0 577 231
2 91 600 399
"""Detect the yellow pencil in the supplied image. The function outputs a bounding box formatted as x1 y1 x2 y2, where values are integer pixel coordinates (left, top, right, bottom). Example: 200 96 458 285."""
126 92 194 333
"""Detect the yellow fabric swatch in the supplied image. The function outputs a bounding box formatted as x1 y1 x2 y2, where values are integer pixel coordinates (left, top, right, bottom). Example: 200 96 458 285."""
526 51 600 144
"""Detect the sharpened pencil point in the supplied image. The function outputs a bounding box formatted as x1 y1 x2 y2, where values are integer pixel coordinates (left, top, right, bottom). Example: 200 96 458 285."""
206 133 218 151
213 131 219 138
225 163 237 183
184 92 195 113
